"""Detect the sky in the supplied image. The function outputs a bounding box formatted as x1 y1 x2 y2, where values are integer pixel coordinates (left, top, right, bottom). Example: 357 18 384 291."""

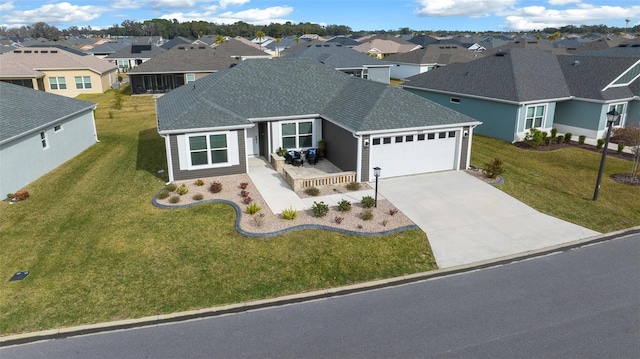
1 0 639 32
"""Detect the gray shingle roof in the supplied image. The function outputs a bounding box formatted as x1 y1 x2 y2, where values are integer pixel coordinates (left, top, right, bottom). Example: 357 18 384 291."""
212 39 271 57
127 46 239 74
105 44 165 59
384 44 483 65
0 82 95 144
157 58 478 134
283 43 390 69
558 55 638 100
404 48 572 103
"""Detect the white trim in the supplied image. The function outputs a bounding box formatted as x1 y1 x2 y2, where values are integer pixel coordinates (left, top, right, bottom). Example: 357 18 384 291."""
159 123 252 135
164 135 174 182
184 131 239 170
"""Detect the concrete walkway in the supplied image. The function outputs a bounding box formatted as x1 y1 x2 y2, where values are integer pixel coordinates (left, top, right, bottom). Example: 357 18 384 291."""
378 171 600 268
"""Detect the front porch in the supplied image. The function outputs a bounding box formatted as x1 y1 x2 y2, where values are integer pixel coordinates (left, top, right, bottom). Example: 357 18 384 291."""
269 153 357 191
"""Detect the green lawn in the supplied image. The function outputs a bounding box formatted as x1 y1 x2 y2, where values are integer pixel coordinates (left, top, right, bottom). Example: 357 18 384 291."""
470 135 640 233
0 89 435 335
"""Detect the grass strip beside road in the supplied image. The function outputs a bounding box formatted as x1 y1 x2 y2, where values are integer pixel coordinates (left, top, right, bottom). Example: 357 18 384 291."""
0 90 435 335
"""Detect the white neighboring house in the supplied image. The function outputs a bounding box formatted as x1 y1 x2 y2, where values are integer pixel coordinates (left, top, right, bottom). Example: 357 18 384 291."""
0 82 99 195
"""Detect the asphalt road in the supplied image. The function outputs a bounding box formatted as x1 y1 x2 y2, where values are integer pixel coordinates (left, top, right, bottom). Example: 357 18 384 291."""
3 234 639 358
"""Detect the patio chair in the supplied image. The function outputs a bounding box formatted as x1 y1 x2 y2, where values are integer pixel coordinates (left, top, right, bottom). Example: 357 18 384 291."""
305 148 318 165
284 150 302 165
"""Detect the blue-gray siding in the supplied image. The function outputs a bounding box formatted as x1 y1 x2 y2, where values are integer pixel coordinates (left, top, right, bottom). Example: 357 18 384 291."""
322 121 357 171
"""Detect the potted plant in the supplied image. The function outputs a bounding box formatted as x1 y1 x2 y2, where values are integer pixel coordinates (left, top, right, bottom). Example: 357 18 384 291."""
318 139 326 159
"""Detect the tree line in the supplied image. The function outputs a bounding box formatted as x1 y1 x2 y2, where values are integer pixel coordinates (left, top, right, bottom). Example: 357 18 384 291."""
0 20 637 42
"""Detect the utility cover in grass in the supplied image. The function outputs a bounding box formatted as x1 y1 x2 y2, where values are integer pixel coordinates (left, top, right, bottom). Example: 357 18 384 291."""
9 271 29 282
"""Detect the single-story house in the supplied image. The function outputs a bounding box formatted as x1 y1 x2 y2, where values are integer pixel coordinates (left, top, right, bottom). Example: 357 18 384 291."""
156 58 481 183
0 82 99 195
104 44 166 72
0 47 118 97
383 44 484 80
402 48 639 142
284 42 392 83
353 36 421 59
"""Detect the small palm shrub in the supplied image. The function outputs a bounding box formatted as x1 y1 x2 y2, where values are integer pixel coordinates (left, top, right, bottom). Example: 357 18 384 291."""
361 195 375 209
556 135 564 144
169 195 180 204
483 157 505 179
253 213 265 227
551 128 558 138
157 190 170 200
346 182 361 191
564 132 572 143
579 135 586 145
311 201 329 217
337 199 352 212
210 181 223 193
282 207 298 220
544 137 552 145
165 183 177 192
246 202 261 214
192 193 204 201
194 179 205 186
361 209 374 221
304 187 320 196
176 183 189 195
617 142 625 154
597 139 605 150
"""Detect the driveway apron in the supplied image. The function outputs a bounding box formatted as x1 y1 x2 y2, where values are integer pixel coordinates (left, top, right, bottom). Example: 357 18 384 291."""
377 171 600 268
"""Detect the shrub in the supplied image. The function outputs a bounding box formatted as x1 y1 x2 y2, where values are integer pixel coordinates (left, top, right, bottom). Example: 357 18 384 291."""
579 135 586 145
525 128 543 147
382 219 388 227
544 137 552 146
304 187 320 196
551 128 558 138
242 197 253 204
334 216 344 224
241 190 250 197
194 179 205 186
564 132 572 143
361 209 374 221
389 208 398 216
483 157 505 179
361 195 376 209
6 193 14 199
13 190 29 200
253 213 265 227
617 142 625 154
169 195 180 204
165 183 177 192
176 183 189 195
157 189 170 200
246 202 262 214
210 181 223 193
239 182 249 189
281 207 298 220
337 199 352 212
556 135 564 144
346 182 361 191
597 139 605 150
192 193 204 201
311 201 329 217
108 111 114 119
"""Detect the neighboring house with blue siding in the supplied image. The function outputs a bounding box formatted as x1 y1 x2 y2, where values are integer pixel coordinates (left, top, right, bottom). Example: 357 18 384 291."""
0 82 98 195
402 48 639 142
156 59 480 183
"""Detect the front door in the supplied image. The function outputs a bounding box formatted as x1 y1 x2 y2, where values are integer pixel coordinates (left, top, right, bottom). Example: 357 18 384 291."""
246 125 259 156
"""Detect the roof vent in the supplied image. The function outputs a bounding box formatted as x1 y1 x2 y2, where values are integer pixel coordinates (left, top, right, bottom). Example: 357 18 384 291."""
199 46 205 49
573 60 580 65
495 51 506 57
51 50 58 53
13 50 21 53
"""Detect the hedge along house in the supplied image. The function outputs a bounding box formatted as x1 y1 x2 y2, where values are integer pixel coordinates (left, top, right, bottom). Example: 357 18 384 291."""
156 58 481 184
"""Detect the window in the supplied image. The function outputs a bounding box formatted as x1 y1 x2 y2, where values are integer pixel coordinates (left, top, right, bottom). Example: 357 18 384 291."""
417 134 425 141
525 105 545 129
405 135 414 142
40 131 48 148
372 138 381 145
448 131 456 138
186 73 196 83
282 121 313 149
48 77 66 90
395 136 403 143
608 104 625 126
450 97 461 104
117 60 129 70
188 134 228 166
427 133 435 140
438 132 446 139
74 76 92 89
362 68 369 79
54 124 62 132
383 137 391 144
613 63 640 85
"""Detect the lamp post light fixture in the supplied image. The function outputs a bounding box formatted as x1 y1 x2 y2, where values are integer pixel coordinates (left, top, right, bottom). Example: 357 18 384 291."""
592 109 620 201
373 166 381 208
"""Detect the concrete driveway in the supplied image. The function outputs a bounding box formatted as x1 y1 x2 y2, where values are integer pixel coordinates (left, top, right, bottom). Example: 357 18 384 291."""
377 171 600 268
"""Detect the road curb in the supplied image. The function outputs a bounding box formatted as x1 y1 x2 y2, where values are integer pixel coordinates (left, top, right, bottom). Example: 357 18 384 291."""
2 226 639 347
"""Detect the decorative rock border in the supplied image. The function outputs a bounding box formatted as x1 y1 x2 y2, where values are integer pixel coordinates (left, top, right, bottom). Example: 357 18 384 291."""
152 194 419 238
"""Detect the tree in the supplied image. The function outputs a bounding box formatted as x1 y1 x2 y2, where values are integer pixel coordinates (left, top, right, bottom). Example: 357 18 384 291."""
29 22 60 40
274 37 281 57
613 120 640 181
255 30 265 50
214 35 225 45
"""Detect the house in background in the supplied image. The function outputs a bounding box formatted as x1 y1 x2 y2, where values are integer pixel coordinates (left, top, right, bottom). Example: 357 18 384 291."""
402 48 639 142
0 82 99 195
156 58 480 183
127 40 270 94
283 42 392 83
383 44 484 80
104 44 165 72
353 35 421 59
0 47 118 97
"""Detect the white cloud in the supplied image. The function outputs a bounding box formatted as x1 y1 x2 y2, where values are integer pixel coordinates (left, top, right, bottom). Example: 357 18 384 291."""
160 11 213 23
503 4 640 30
219 0 250 9
111 0 142 10
0 2 15 12
162 5 294 25
149 0 198 9
414 0 516 17
1 2 107 26
548 0 581 5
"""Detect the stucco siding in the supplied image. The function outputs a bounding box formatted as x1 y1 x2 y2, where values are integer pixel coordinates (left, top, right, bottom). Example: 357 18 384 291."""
42 69 112 98
322 120 357 171
367 67 391 84
0 109 97 195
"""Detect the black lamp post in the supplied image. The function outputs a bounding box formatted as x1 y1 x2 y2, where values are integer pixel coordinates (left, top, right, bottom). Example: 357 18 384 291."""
592 109 620 201
373 167 381 207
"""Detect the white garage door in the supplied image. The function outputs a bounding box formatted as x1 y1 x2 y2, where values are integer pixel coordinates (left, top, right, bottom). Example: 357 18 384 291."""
369 130 459 181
